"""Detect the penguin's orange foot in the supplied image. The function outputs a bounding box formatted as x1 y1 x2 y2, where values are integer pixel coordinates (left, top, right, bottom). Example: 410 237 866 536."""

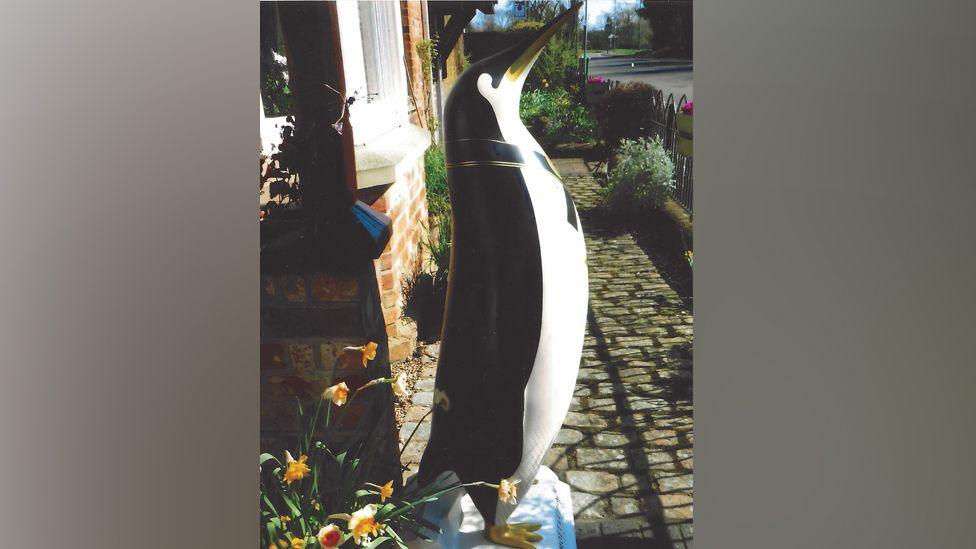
484 522 542 549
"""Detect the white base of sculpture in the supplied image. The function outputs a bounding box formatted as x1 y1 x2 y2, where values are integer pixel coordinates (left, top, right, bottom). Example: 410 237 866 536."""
407 466 576 549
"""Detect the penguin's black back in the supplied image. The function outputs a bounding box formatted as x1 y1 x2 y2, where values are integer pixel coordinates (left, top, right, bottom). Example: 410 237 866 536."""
417 163 543 526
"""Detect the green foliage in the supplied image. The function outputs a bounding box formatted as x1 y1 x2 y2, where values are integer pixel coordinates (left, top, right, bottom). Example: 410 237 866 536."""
414 40 439 139
595 81 658 147
509 20 544 33
401 146 453 341
604 136 674 215
422 145 452 301
260 53 292 117
520 88 596 146
260 373 465 548
423 146 449 220
524 36 579 92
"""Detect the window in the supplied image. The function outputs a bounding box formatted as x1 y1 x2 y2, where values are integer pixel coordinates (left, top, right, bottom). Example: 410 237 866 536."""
333 0 408 145
358 1 403 104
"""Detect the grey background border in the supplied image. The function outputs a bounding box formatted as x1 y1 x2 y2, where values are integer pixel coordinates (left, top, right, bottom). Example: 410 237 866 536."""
695 0 976 547
1 1 974 548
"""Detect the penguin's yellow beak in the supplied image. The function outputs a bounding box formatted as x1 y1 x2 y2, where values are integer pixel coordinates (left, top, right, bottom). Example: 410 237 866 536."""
503 2 583 83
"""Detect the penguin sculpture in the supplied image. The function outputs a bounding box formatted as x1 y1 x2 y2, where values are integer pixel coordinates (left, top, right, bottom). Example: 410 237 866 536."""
416 4 588 547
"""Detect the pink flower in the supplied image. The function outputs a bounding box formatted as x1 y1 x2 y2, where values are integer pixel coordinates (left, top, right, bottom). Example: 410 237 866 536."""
681 101 694 115
587 76 609 84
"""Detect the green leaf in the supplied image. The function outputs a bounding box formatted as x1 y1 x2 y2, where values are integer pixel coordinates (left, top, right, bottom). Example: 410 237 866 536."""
374 502 397 521
261 453 281 466
385 526 409 548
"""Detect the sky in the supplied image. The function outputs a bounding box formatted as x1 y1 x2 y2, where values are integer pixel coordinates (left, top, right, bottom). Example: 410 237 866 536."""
470 0 643 27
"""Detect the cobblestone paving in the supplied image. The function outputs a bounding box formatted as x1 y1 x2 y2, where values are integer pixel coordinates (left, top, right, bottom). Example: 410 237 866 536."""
399 158 693 548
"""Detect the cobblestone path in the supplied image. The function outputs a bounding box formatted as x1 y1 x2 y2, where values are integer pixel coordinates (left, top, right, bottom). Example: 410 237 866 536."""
399 158 693 548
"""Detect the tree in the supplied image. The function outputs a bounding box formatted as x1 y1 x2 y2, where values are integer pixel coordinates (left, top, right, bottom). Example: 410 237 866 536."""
636 0 693 58
587 4 650 51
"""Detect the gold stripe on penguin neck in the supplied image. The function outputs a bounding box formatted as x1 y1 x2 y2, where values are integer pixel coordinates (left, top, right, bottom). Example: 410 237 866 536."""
446 160 564 183
446 160 527 169
503 3 582 82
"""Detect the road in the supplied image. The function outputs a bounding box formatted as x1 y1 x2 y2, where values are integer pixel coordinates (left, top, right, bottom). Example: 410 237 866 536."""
585 54 693 104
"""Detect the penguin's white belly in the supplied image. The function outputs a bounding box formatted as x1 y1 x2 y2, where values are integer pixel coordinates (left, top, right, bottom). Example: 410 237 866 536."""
495 166 588 524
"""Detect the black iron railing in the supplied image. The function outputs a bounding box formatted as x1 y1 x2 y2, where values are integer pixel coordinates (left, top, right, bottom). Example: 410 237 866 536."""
643 91 693 213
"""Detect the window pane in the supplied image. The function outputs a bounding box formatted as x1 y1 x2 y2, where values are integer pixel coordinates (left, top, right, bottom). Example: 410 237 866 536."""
359 1 401 103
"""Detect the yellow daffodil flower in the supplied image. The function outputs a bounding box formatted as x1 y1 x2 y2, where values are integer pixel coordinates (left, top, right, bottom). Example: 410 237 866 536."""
322 382 350 407
289 537 305 549
317 524 342 548
348 504 382 545
344 342 378 368
283 451 310 484
378 480 394 503
498 478 520 505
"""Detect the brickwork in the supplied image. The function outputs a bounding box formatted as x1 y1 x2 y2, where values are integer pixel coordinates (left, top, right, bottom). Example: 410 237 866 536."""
355 1 432 362
260 265 397 471
400 0 431 129
397 159 694 548
370 152 428 359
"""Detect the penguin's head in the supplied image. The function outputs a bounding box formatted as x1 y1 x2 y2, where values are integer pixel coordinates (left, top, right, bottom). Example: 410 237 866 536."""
442 2 583 147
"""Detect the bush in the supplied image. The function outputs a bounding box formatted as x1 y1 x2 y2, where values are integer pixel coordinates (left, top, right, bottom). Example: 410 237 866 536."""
595 81 659 147
604 136 674 215
520 88 596 146
404 146 452 340
524 36 579 92
424 145 449 219
509 20 544 33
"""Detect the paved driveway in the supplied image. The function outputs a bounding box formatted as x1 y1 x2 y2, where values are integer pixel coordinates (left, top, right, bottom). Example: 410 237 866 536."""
586 54 693 104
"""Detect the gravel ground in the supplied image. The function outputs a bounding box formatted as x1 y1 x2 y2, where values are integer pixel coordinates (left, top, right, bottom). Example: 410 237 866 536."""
390 342 438 431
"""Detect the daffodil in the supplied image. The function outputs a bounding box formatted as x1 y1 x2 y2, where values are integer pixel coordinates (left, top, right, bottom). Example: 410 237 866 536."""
283 451 310 484
344 342 378 368
366 480 395 503
279 515 291 527
379 480 394 502
317 524 342 548
289 537 305 549
498 478 520 505
322 382 350 407
391 372 410 398
348 504 382 545
433 388 451 412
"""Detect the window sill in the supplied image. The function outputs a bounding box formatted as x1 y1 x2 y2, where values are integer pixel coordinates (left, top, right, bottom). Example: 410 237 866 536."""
354 124 431 189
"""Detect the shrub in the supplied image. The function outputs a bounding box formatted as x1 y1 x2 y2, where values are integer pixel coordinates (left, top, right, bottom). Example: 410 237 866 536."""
604 136 674 215
423 145 449 220
524 36 579 92
509 20 544 33
595 81 658 147
422 144 451 284
520 88 596 146
405 145 452 340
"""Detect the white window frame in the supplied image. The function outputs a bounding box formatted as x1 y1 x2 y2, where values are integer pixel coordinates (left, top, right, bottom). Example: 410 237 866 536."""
335 0 409 146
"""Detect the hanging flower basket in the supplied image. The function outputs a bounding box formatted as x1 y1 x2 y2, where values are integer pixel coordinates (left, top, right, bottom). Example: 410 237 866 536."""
675 101 693 157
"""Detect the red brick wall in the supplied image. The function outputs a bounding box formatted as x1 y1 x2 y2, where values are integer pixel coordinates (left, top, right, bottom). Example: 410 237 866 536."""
260 268 398 467
371 153 428 356
401 1 431 130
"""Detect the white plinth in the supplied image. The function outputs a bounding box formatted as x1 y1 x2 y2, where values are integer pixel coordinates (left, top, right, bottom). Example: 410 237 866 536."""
407 466 577 549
